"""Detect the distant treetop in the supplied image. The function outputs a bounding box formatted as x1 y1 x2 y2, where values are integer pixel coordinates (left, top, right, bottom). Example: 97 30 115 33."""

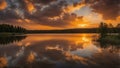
0 24 26 33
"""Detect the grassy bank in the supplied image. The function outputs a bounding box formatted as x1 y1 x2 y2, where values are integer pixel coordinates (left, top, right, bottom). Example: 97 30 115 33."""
98 35 120 45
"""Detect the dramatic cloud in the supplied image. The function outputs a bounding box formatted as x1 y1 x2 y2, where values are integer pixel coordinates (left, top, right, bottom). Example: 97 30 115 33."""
83 0 120 20
64 2 86 13
39 1 67 17
0 0 120 29
0 0 83 28
33 13 80 27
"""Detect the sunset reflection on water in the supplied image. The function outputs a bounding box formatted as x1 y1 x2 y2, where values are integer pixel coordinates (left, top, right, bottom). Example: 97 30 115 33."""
0 34 119 68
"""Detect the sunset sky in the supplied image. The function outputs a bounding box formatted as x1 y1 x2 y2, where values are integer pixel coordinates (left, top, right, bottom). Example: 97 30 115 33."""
0 0 120 30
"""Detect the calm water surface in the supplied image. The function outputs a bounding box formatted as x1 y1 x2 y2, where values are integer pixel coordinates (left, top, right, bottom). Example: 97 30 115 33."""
0 34 120 68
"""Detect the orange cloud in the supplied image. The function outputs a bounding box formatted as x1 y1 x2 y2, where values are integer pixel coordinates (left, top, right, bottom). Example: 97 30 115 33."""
24 0 36 14
17 19 31 23
64 3 85 13
27 52 35 63
104 16 120 26
0 0 7 10
70 13 101 28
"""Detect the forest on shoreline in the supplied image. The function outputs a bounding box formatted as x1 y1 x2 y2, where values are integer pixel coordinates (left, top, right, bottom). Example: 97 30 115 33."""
0 22 120 33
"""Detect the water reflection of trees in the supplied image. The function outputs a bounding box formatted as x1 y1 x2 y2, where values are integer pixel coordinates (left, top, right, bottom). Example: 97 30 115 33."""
0 36 27 45
96 35 120 52
99 40 120 48
95 37 120 54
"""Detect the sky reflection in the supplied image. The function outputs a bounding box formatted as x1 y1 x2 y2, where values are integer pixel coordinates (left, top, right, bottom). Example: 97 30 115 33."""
0 34 119 68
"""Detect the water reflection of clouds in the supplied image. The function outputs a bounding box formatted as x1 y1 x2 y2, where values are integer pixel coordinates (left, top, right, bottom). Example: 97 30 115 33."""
0 57 7 68
0 45 119 68
71 44 101 57
0 34 119 68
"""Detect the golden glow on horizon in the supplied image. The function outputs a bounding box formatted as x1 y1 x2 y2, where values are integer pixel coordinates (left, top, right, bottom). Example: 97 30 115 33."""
17 19 31 23
78 24 87 27
105 16 120 26
24 19 31 23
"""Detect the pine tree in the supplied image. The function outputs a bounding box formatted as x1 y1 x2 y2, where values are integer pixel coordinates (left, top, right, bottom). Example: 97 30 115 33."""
0 24 26 33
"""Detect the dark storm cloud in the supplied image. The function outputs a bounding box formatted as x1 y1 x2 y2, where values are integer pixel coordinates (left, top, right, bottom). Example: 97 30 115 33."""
0 10 20 20
27 0 81 27
0 0 81 27
1 0 59 18
34 13 78 27
26 0 77 27
0 0 28 20
32 0 57 4
39 0 67 17
83 0 120 20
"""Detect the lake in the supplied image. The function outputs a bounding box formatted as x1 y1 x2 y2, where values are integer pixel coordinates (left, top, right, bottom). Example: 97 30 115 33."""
0 34 120 68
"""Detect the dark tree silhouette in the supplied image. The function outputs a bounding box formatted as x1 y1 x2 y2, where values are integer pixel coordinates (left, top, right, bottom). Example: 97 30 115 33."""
0 24 26 33
99 22 108 38
116 23 120 38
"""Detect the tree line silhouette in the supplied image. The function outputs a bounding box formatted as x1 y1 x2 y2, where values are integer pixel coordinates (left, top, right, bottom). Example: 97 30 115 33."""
0 23 120 34
99 22 120 38
27 22 120 34
98 22 120 45
0 24 26 33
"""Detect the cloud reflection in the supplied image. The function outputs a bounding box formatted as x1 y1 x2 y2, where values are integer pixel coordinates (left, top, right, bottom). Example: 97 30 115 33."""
0 34 119 68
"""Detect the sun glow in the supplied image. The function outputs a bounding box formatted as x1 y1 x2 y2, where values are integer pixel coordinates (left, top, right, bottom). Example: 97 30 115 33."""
78 24 87 27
